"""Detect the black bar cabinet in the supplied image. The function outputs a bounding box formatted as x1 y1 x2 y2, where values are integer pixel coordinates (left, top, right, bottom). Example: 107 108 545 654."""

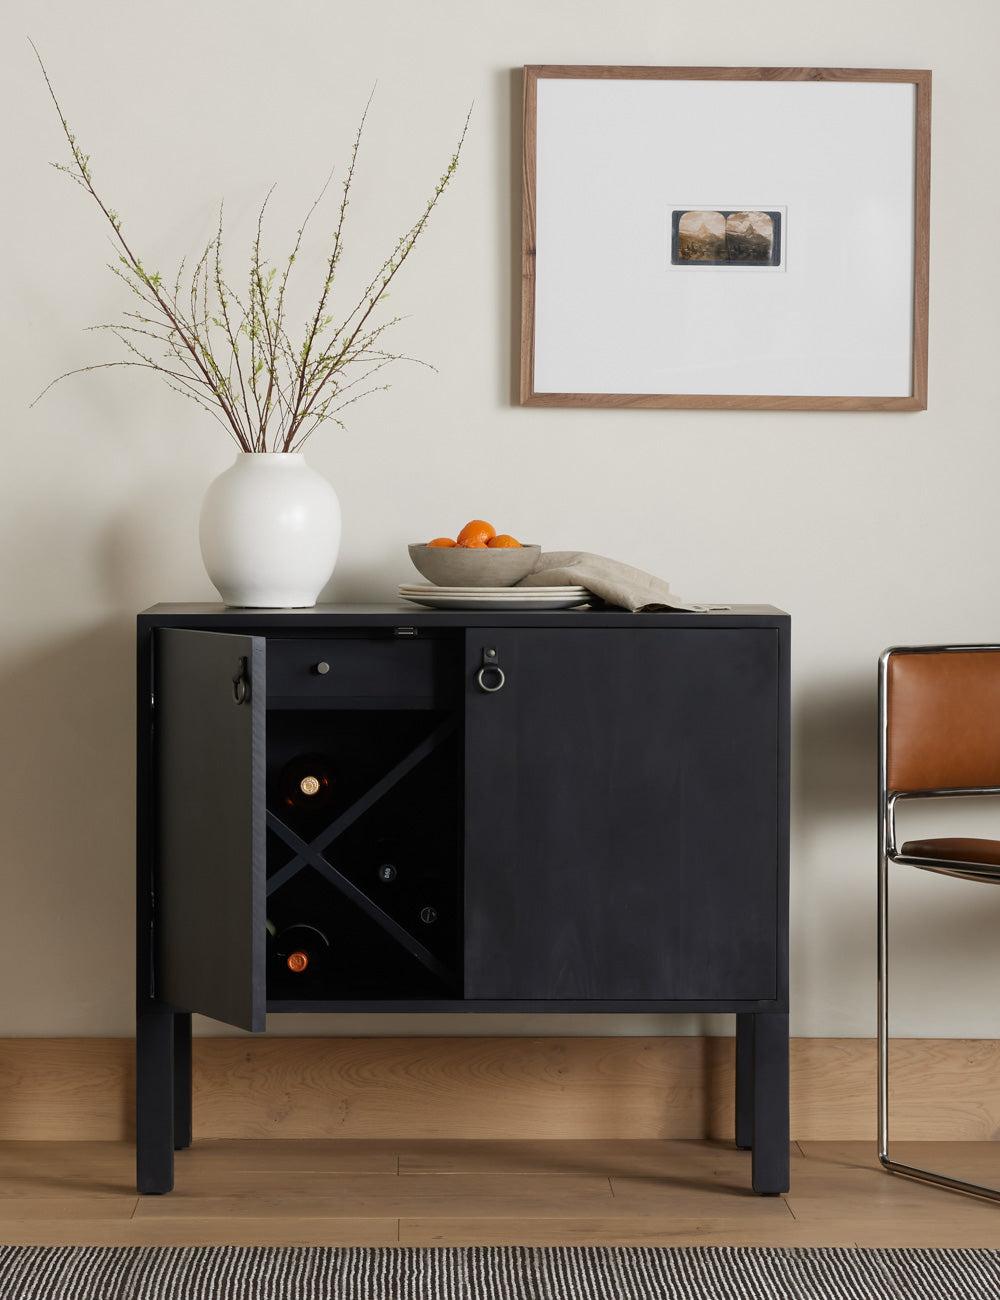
136 603 790 1195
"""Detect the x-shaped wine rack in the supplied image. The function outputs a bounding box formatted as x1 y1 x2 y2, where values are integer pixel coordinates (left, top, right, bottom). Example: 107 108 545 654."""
265 715 458 986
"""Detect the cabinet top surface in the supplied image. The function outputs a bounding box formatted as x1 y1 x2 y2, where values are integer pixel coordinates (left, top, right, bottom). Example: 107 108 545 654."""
139 601 788 627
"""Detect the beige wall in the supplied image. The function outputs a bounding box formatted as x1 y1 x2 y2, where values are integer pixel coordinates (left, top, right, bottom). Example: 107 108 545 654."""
3 0 1000 1039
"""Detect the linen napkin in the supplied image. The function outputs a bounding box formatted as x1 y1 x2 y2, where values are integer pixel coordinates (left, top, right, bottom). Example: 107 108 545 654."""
519 551 731 614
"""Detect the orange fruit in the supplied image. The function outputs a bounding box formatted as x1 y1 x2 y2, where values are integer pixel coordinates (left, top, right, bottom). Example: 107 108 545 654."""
427 536 457 548
456 519 496 547
488 534 522 548
458 537 488 548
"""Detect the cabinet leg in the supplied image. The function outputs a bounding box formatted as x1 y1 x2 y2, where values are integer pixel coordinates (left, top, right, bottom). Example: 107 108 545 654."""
735 1012 754 1150
136 1001 174 1194
173 1012 192 1151
750 1012 789 1195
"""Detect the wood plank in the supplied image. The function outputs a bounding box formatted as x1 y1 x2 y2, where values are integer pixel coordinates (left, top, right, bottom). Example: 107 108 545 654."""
791 1039 1000 1140
800 1138 1000 1179
0 1041 133 1141
192 1037 736 1141
10 1213 999 1249
0 1141 135 1197
178 1139 399 1173
911 64 931 408
525 66 932 84
0 1138 397 1199
787 1138 1000 1236
789 1156 974 1206
519 66 537 404
398 1138 804 1178
0 1219 398 1247
134 1173 614 1219
399 1217 836 1247
522 392 926 412
847 1225 1000 1247
3 1037 1000 1142
607 1174 793 1219
787 1194 1000 1229
0 1198 136 1222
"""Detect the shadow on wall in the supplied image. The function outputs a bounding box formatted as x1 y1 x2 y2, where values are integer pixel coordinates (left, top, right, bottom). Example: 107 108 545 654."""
791 671 1000 1026
789 674 875 1022
0 467 207 1035
793 673 876 829
324 555 398 604
0 619 136 1027
97 473 206 611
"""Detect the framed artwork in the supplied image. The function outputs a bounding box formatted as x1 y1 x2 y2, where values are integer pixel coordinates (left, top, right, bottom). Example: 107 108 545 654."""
520 66 931 411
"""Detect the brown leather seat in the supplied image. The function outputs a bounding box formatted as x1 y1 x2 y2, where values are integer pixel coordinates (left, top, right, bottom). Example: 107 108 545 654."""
900 837 1000 868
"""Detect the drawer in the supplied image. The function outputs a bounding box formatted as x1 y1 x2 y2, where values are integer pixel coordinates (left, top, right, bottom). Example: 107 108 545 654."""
266 636 454 708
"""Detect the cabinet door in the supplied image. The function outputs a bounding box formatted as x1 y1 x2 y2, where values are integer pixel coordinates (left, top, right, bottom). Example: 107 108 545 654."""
464 629 779 1001
154 629 266 1031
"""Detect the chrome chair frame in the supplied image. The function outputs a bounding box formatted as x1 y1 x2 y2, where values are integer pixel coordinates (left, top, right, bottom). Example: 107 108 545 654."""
878 644 1000 1204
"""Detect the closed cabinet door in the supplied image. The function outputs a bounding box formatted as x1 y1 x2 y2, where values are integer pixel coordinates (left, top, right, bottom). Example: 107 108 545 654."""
464 629 780 1001
153 629 267 1031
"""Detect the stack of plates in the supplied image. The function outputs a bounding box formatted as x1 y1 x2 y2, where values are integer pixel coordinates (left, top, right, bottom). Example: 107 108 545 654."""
399 584 591 611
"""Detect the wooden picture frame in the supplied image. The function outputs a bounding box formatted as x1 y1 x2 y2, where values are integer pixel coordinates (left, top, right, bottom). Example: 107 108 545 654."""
520 66 931 411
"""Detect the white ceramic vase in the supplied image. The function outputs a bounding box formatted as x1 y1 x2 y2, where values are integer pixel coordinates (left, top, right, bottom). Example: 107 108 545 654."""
199 452 341 607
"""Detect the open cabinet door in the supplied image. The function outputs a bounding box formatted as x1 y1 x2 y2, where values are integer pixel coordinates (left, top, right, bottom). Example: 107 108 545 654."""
154 628 266 1031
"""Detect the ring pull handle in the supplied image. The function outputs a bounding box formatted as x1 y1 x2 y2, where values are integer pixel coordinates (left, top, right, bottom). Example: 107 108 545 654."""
477 665 505 693
232 657 250 705
476 647 506 694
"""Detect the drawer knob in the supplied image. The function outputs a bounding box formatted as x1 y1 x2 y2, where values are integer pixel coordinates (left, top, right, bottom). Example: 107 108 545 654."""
315 661 331 675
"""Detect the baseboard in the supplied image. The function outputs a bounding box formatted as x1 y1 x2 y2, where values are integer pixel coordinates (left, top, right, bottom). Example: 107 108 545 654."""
1 1036 997 1142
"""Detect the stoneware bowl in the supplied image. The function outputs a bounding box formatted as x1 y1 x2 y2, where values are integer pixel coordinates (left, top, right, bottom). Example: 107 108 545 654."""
408 542 541 588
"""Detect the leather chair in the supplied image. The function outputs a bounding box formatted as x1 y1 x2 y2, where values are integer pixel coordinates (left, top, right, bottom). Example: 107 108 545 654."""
878 645 1000 1202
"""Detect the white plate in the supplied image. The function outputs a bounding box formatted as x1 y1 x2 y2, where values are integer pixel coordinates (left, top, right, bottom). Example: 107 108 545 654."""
399 588 591 611
399 585 588 596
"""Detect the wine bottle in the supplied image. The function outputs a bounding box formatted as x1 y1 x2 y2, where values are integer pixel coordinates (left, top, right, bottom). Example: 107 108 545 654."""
279 754 336 812
270 921 330 976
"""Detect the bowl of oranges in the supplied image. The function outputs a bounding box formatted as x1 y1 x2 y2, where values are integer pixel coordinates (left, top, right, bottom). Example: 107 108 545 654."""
409 521 540 587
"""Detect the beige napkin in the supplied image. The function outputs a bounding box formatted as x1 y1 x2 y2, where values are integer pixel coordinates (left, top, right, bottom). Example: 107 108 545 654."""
519 551 731 614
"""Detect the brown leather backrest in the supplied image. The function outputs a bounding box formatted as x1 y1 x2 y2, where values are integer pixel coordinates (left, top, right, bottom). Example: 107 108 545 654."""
886 650 1000 792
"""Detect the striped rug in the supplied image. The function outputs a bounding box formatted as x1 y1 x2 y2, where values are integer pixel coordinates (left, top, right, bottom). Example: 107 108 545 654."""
0 1246 998 1298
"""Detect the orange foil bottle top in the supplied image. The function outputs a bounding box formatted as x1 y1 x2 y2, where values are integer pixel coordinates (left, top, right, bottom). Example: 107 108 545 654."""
270 921 329 978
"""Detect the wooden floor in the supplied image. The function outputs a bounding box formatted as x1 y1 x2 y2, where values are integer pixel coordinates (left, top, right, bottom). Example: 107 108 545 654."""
0 1140 997 1247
